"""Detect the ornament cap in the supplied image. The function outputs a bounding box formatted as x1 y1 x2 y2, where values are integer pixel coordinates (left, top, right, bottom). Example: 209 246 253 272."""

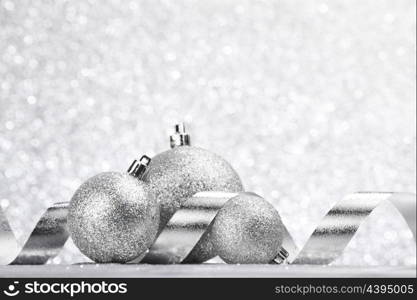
170 123 191 148
272 247 289 264
127 155 151 179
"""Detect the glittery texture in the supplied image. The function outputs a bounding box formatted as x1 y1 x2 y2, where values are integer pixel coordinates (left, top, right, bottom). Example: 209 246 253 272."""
143 146 244 228
68 172 159 263
0 0 415 266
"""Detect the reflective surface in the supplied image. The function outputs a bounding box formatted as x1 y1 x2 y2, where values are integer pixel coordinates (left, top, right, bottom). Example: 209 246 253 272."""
0 265 415 278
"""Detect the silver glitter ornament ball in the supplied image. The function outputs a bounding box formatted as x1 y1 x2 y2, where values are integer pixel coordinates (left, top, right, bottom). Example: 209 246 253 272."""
68 157 159 263
211 192 286 264
143 124 244 228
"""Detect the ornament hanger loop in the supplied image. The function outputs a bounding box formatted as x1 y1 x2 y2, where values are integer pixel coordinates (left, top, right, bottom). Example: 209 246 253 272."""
127 155 151 179
272 247 290 264
170 123 191 148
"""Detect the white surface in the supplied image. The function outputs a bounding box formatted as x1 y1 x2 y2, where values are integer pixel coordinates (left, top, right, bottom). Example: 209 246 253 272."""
0 265 415 278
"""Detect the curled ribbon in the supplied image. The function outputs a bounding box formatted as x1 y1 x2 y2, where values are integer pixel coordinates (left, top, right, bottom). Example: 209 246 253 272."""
292 192 416 264
0 202 69 265
0 192 415 265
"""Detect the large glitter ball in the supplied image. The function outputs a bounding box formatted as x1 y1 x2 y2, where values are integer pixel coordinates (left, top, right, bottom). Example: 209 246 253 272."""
68 172 159 263
143 146 244 228
211 193 285 264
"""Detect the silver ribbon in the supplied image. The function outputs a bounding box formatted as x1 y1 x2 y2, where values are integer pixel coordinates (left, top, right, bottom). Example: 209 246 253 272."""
0 192 415 265
292 192 416 264
143 191 298 264
0 202 69 265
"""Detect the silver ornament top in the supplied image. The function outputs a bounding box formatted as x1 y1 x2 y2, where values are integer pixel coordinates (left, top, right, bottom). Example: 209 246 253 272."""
170 123 191 148
127 155 151 179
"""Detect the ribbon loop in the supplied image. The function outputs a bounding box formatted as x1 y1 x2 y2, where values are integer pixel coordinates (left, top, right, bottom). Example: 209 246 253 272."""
0 192 415 265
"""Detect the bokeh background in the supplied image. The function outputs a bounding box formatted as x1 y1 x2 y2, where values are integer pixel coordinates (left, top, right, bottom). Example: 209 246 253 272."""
0 0 415 266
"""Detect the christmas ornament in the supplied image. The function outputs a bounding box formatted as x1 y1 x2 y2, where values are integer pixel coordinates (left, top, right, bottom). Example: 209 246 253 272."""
67 156 159 263
143 123 244 228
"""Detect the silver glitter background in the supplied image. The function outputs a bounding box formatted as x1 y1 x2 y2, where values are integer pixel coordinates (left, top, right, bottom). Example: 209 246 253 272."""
0 0 415 266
